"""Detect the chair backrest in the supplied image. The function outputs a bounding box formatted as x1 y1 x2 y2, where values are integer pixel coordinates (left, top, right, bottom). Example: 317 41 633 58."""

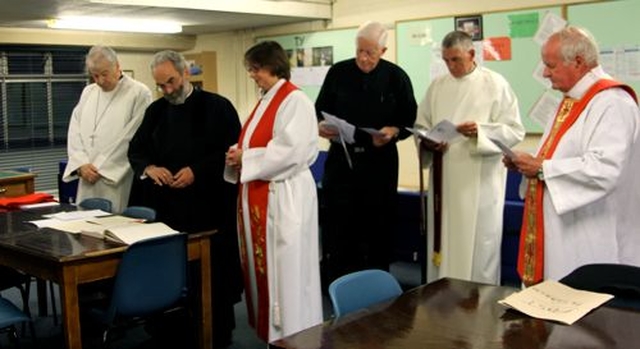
122 206 157 222
0 297 30 329
104 233 188 322
560 263 640 310
328 269 403 318
310 150 328 184
79 197 113 213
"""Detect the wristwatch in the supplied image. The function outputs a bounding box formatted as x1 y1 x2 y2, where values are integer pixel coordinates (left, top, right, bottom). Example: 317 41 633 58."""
536 166 544 181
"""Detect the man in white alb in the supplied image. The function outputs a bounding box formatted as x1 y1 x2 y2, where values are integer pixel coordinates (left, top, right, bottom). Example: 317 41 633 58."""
416 30 525 285
506 26 640 286
63 46 152 213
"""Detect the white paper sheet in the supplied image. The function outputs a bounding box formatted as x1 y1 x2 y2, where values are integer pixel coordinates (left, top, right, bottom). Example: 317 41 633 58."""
498 280 614 325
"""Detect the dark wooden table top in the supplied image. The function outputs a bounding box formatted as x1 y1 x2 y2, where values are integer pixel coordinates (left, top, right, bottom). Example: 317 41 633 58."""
0 204 125 261
273 278 640 349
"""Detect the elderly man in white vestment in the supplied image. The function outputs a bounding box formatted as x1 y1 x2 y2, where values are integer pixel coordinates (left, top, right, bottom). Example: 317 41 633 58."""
416 30 525 285
63 46 152 213
506 26 640 286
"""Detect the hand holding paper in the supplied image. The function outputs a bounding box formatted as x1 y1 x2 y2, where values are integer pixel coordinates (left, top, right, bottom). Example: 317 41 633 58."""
321 111 355 144
407 120 461 144
489 138 516 160
320 111 354 169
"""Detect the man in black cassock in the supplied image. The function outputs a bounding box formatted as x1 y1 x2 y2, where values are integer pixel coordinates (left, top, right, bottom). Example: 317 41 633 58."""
316 21 417 286
128 50 242 348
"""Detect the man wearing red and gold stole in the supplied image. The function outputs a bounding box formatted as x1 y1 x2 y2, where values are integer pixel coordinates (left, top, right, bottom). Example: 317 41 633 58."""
506 26 640 286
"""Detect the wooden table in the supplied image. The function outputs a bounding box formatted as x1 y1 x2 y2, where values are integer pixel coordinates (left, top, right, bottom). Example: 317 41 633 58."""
0 170 35 197
0 207 213 349
273 278 640 349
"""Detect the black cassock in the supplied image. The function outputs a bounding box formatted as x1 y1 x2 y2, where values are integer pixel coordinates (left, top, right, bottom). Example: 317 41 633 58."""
315 58 417 285
128 88 242 346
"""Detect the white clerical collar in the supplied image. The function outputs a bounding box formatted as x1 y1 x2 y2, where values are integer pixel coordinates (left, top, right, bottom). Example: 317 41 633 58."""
566 65 611 100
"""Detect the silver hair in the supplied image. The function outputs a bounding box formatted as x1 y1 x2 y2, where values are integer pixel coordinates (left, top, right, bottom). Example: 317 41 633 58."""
150 50 188 74
356 21 388 48
86 45 118 71
553 26 599 67
441 30 474 52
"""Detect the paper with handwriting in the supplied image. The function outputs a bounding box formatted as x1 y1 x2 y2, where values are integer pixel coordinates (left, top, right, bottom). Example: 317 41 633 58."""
498 280 613 325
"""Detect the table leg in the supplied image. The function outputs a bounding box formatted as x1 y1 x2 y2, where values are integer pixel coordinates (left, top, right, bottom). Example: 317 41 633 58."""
198 238 213 349
60 266 82 349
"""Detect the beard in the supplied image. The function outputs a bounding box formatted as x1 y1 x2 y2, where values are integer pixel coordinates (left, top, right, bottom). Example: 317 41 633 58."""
164 83 190 105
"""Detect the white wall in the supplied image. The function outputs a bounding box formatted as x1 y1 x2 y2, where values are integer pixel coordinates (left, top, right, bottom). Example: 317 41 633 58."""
0 0 597 188
194 0 598 187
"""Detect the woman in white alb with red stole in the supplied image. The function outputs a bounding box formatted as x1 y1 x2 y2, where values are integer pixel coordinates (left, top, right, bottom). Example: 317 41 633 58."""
224 41 322 343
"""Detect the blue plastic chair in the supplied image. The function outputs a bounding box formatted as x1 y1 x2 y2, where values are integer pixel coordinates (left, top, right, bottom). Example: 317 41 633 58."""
0 297 32 345
79 197 113 213
91 233 188 346
121 206 157 222
328 269 403 318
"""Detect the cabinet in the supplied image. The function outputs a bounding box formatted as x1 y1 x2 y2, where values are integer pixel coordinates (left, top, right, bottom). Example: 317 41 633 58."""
184 51 218 92
0 170 35 197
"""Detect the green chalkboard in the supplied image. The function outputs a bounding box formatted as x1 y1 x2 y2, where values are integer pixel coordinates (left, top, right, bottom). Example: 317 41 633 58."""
396 7 562 133
568 0 640 94
257 28 357 102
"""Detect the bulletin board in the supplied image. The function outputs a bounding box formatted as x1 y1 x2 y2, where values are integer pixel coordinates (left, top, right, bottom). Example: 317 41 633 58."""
257 27 357 102
396 6 563 133
567 0 640 94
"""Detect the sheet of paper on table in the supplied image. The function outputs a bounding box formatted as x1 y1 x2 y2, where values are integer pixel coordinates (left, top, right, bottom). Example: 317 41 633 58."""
498 280 614 325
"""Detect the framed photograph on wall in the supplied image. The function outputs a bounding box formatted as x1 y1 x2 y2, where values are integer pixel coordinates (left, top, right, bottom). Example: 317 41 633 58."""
455 15 483 41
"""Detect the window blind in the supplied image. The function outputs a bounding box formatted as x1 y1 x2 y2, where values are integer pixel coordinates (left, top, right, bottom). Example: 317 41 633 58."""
0 46 88 193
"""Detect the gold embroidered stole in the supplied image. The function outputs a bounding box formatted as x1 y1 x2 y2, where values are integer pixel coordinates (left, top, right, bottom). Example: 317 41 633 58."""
517 79 637 286
237 81 297 340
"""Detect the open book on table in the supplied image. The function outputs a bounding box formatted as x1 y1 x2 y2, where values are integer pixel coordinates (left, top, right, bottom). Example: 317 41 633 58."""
81 220 179 245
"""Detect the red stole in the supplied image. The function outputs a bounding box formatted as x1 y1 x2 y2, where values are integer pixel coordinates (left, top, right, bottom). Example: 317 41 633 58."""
517 79 637 286
237 80 297 341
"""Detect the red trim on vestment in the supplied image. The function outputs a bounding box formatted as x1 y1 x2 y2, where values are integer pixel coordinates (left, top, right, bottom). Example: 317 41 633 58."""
237 81 297 340
518 79 637 286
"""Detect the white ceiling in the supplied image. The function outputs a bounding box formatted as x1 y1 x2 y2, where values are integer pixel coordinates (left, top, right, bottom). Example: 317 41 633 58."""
0 0 332 35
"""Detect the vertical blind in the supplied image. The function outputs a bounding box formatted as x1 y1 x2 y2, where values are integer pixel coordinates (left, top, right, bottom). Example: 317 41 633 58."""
0 46 88 193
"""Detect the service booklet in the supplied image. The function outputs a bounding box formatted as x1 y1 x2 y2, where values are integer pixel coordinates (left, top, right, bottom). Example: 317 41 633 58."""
406 120 460 144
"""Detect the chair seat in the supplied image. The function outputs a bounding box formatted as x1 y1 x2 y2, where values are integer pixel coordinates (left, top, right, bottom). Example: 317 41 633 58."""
0 298 30 329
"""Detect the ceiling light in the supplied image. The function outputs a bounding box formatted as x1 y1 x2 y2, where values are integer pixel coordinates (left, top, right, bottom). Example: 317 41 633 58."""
47 17 182 34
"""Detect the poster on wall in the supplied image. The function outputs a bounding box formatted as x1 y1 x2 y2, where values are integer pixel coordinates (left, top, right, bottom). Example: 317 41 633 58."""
287 46 334 87
455 15 483 41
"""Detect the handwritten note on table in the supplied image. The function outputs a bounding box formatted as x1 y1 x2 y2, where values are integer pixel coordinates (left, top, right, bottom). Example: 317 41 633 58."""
498 280 614 325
